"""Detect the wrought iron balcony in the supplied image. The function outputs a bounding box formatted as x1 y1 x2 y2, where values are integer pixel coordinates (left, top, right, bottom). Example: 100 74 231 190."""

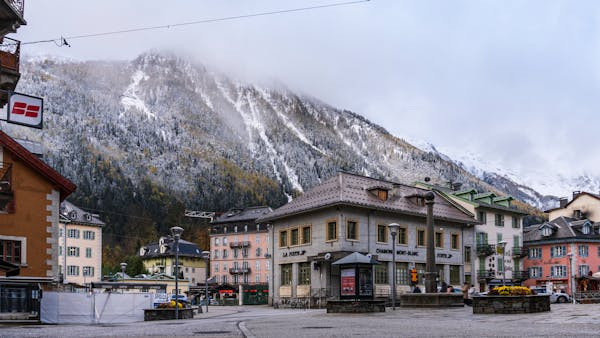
512 246 527 258
476 244 496 257
477 270 495 281
229 267 251 275
229 241 251 248
512 270 529 281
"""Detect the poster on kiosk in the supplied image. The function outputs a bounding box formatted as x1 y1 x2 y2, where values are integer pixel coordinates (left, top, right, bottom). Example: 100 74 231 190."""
6 92 44 129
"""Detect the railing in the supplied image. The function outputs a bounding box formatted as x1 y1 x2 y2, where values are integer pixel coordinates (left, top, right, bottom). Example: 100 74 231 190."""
229 268 251 275
512 246 527 258
477 270 495 280
6 0 24 17
229 241 251 248
476 244 496 257
0 37 20 72
512 270 529 281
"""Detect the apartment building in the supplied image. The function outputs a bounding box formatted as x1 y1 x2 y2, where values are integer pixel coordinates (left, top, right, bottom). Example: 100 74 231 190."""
209 206 272 286
416 182 528 291
523 217 600 295
546 191 600 222
58 201 104 285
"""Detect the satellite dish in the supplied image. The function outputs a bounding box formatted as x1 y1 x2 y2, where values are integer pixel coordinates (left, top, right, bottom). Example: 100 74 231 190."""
324 253 332 261
68 210 77 220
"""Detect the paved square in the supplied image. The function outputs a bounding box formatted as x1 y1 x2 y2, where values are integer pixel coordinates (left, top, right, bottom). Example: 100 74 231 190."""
1 304 599 337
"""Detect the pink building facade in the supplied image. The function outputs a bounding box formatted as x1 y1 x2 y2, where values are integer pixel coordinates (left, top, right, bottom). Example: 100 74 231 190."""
523 217 600 294
209 207 272 286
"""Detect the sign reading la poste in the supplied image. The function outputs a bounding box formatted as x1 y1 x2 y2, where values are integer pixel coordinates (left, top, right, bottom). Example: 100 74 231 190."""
7 92 43 129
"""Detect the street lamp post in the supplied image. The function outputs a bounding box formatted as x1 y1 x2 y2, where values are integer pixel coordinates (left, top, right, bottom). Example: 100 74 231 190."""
388 223 400 310
202 251 211 313
567 252 575 304
170 226 184 320
424 191 437 293
499 241 507 286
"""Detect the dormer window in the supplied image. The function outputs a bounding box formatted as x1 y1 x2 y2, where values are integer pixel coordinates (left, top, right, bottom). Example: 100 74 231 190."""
582 222 592 235
542 227 553 237
367 186 390 201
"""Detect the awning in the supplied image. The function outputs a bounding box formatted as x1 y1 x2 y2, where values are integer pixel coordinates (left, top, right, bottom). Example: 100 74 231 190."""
332 252 379 265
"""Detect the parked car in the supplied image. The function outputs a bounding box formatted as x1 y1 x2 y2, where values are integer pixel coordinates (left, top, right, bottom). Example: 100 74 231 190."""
170 294 189 303
153 293 170 308
532 288 570 303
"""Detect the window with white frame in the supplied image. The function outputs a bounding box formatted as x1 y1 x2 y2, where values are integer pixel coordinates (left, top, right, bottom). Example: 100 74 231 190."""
67 229 80 238
579 245 589 257
579 265 590 277
222 275 227 284
551 265 567 278
67 246 80 257
215 237 220 246
83 266 94 277
256 235 260 244
85 247 92 258
529 266 542 278
256 275 260 283
550 246 566 258
256 247 261 257
255 261 261 271
223 249 228 258
214 250 219 259
67 265 79 276
83 230 95 240
528 247 542 259
266 261 270 271
223 263 228 271
223 237 227 245
214 263 219 272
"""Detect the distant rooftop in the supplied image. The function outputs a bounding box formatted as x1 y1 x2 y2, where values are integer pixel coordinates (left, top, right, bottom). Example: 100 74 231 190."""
211 206 272 225
60 200 105 227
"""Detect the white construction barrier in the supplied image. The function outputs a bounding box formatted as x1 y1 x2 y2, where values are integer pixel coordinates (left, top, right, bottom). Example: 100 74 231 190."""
41 292 154 324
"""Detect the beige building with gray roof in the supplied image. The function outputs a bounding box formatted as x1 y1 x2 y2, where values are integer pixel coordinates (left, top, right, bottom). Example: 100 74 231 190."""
259 172 477 308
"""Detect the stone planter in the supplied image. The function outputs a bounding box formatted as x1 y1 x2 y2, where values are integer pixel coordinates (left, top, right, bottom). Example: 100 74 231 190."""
144 308 194 321
326 300 386 313
473 295 550 314
400 293 464 308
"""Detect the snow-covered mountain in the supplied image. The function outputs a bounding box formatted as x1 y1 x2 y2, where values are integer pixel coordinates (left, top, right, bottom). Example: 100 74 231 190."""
5 52 557 215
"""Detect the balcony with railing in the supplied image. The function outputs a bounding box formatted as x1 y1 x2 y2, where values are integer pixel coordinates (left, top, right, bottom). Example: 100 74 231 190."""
229 267 251 275
512 246 527 258
477 270 495 281
229 241 251 248
476 243 496 257
0 37 19 73
512 270 529 281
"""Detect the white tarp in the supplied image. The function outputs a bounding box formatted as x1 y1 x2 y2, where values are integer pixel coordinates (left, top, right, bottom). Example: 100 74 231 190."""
41 292 154 324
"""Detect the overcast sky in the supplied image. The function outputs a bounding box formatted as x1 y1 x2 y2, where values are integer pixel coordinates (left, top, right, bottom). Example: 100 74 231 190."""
13 0 600 183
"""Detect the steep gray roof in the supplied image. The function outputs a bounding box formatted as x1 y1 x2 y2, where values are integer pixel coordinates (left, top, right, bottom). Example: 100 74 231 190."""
211 206 272 224
524 216 600 244
60 200 105 227
259 172 477 224
140 239 204 259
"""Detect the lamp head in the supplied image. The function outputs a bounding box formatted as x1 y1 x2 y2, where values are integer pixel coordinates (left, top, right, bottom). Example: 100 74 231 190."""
388 223 400 236
201 250 211 260
170 226 184 240
120 262 127 270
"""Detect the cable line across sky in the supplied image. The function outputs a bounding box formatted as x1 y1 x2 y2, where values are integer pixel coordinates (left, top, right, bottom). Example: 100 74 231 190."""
7 0 371 47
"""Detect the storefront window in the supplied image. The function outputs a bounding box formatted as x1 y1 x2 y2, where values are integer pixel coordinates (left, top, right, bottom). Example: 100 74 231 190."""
450 265 460 285
396 262 409 285
299 262 311 285
281 264 292 285
374 264 388 284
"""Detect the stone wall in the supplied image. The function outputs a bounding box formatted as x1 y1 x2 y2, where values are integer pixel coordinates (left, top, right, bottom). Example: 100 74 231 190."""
473 295 550 314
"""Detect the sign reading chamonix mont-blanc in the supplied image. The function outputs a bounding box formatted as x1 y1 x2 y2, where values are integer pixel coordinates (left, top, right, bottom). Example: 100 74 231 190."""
7 92 44 129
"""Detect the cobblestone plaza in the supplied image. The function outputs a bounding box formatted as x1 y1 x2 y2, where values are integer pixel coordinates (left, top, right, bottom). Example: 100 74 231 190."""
1 304 599 337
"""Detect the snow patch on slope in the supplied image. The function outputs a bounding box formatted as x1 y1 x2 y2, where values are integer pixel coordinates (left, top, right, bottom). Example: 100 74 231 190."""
121 70 155 119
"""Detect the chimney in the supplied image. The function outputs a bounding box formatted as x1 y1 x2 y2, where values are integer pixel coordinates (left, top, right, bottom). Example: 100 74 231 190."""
573 191 581 200
559 197 568 208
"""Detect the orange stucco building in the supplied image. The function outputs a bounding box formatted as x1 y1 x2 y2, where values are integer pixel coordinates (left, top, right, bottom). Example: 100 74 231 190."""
0 131 76 280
